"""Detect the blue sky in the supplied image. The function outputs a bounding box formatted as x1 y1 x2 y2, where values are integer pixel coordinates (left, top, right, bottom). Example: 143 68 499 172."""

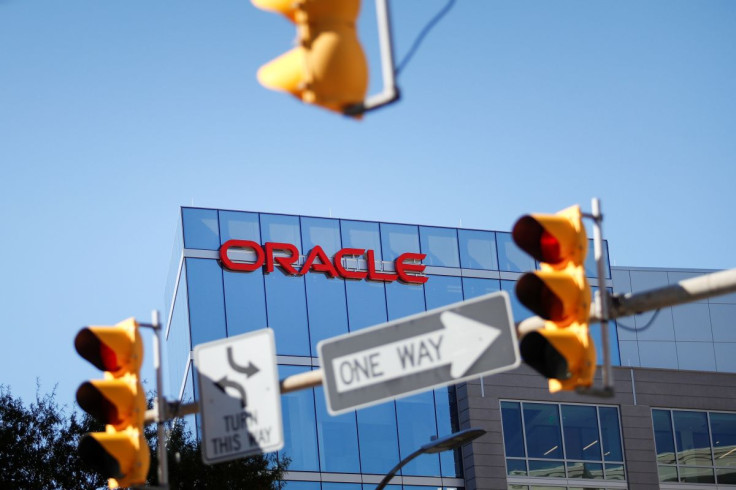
1 0 734 407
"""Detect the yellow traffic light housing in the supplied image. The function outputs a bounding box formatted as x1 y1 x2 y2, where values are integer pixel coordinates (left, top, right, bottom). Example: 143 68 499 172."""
513 205 595 392
252 0 369 115
75 318 150 488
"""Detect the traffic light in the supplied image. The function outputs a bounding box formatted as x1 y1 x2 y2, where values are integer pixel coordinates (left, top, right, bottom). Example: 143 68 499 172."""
512 205 595 392
75 318 149 488
252 0 368 115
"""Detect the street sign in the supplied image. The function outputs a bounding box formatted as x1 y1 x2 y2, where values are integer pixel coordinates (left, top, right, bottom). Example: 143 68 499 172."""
318 291 520 415
194 329 283 464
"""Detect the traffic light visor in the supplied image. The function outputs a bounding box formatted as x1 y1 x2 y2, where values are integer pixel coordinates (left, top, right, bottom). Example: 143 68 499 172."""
516 271 590 326
76 378 145 429
520 326 596 391
512 205 587 268
74 319 142 376
79 430 150 487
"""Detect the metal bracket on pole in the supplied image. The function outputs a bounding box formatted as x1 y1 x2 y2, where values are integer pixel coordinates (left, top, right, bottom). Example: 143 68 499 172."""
343 0 400 117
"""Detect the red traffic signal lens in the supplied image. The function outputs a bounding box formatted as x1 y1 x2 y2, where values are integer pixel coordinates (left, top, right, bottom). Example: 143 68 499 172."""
75 328 119 372
539 230 561 263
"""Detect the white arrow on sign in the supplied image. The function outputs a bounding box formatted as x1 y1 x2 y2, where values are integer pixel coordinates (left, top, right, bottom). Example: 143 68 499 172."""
332 311 501 394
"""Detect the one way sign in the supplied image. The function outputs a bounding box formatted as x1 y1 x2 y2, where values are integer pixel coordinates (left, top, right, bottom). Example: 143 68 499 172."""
318 291 520 415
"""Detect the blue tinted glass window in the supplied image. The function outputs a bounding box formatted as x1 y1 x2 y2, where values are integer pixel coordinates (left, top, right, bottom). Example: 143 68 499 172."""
182 208 220 250
301 217 342 256
501 280 533 321
185 258 226 347
341 220 382 260
314 385 360 473
345 280 387 331
523 403 563 459
380 223 420 261
278 365 319 472
497 232 535 273
424 276 463 310
219 210 260 243
462 277 501 299
435 386 460 478
599 407 623 462
711 413 736 468
280 482 321 490
322 484 362 490
673 410 713 466
501 401 525 458
459 229 498 270
356 402 400 474
385 281 425 320
562 405 601 461
419 227 460 267
265 272 310 356
396 391 441 476
223 269 267 337
653 409 676 464
306 273 349 355
584 239 611 279
261 214 302 253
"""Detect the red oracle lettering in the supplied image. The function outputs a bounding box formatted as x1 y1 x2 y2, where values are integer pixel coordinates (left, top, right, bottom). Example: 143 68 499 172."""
300 245 339 278
219 240 265 272
366 249 398 282
334 248 368 280
265 242 300 275
395 252 428 284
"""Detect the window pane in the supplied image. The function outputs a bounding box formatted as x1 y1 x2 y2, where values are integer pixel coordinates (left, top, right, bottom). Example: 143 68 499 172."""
223 268 267 337
300 217 342 256
280 482 321 490
396 391 441 476
584 239 611 279
679 465 715 483
497 232 535 273
356 402 400 474
420 226 460 267
305 273 349 355
345 280 387 331
717 467 736 484
599 407 623 462
341 220 382 261
322 484 362 490
652 409 676 464
673 410 713 466
501 280 533 321
435 386 460 478
562 405 601 461
385 281 425 320
507 458 527 476
219 210 260 243
462 277 501 300
264 272 310 356
501 401 525 458
380 223 420 261
567 461 604 479
523 403 563 459
314 384 360 473
528 459 566 478
278 365 319 472
425 275 463 310
711 412 736 467
658 465 679 482
182 208 220 250
459 229 498 270
605 463 625 480
186 258 226 347
261 214 302 252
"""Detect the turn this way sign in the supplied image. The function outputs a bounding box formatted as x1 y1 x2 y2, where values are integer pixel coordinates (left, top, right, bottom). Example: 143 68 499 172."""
318 291 520 415
194 329 283 464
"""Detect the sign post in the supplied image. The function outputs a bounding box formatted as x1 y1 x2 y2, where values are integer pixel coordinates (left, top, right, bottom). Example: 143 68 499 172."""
319 291 520 414
194 329 283 464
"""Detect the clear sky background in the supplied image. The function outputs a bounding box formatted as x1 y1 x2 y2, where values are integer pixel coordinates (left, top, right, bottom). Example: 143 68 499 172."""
1 0 734 408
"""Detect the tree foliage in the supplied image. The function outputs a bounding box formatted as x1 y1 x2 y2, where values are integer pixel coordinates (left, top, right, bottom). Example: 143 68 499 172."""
0 385 288 489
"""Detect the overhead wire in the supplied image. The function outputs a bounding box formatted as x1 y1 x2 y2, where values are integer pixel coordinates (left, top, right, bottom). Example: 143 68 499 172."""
395 0 456 76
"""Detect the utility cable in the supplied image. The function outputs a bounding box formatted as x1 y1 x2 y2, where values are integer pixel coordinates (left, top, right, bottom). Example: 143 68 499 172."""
615 309 662 332
395 0 456 76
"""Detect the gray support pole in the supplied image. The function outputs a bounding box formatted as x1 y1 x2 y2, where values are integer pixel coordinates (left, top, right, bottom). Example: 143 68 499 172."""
152 310 169 488
591 198 613 391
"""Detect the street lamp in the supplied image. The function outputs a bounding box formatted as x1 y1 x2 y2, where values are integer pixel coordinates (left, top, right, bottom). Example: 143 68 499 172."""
375 427 486 490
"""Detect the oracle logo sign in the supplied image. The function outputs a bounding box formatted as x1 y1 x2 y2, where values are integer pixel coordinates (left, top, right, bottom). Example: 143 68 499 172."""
219 240 428 284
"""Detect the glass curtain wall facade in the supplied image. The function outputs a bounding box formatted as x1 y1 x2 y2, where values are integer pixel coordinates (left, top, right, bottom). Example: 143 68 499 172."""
165 207 614 488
